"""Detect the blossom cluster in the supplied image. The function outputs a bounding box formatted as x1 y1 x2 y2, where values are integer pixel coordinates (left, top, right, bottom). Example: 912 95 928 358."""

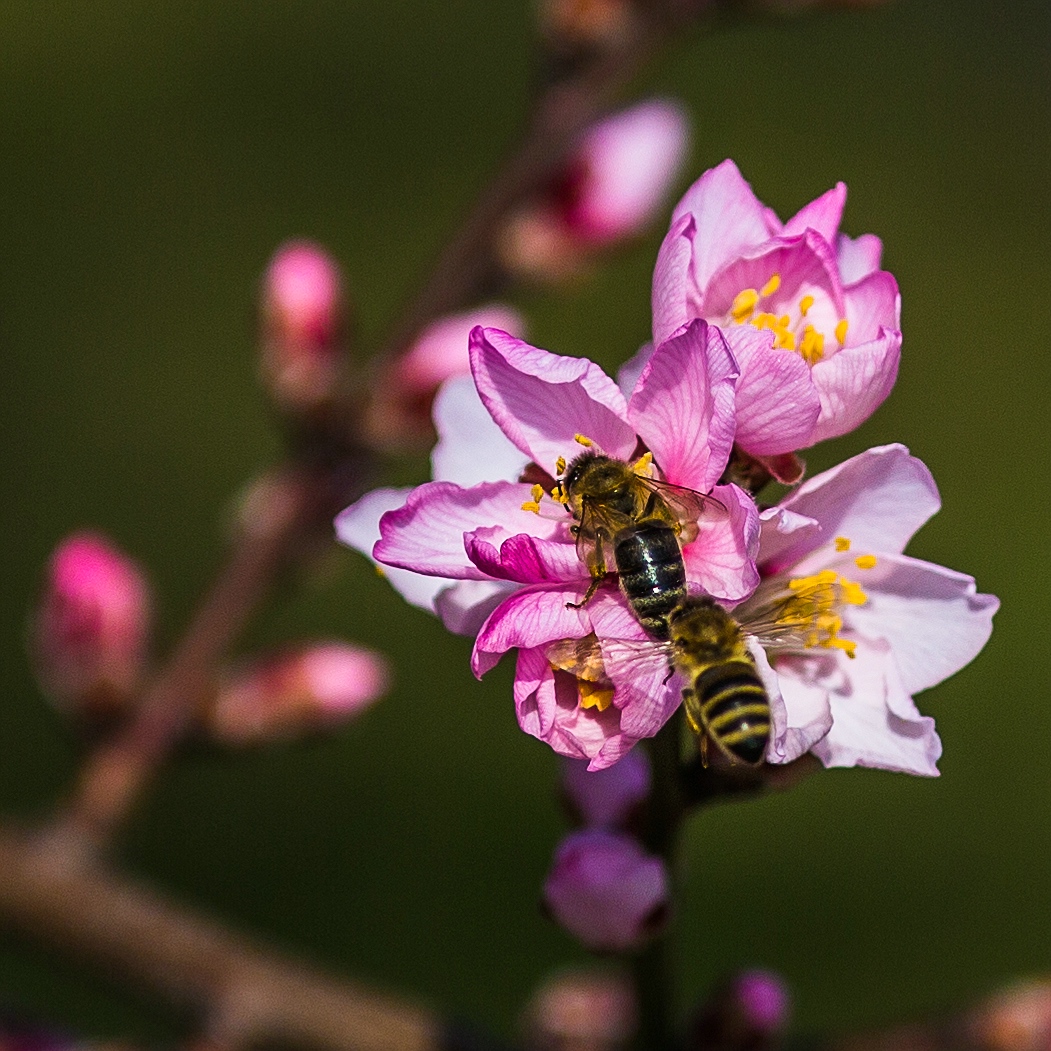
339 159 997 780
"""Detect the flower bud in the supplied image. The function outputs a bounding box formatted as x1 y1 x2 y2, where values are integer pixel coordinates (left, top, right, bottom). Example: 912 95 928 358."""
501 100 690 281
259 240 346 413
687 970 791 1051
206 642 390 746
31 531 151 721
560 750 650 830
967 978 1051 1051
521 969 637 1051
365 305 524 448
542 830 669 953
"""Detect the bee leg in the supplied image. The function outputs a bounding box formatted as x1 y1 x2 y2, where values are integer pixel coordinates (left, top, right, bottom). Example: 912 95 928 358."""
700 733 709 769
566 574 603 610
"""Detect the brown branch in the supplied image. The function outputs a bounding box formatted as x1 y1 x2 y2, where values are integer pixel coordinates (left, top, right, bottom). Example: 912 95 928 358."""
0 823 445 1051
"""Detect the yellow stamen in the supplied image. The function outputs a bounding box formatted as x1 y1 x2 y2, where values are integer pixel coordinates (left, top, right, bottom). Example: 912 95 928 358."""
835 318 849 344
753 312 796 350
799 324 825 365
574 434 593 447
855 554 877 570
834 536 851 552
521 500 541 514
578 680 614 711
777 569 867 654
730 288 760 322
555 455 567 476
633 451 654 477
760 273 781 297
799 294 815 316
531 483 544 502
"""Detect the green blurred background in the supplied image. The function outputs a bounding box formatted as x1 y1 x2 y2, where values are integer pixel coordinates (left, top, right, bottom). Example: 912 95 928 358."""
1 0 1049 1040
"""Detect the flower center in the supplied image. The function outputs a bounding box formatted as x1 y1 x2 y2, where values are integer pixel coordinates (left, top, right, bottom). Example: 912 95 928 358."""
547 635 615 711
728 272 849 366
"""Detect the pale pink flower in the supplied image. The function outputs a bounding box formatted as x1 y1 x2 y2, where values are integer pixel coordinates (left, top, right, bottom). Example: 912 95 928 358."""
741 444 998 775
543 829 669 952
259 240 345 412
207 642 390 746
652 160 900 455
31 531 151 719
337 323 761 768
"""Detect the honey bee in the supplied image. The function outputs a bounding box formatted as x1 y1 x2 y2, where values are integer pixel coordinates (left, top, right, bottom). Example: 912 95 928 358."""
559 451 719 640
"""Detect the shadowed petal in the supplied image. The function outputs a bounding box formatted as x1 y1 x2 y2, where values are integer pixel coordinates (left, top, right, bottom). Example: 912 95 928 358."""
682 483 760 601
782 182 846 242
651 213 698 345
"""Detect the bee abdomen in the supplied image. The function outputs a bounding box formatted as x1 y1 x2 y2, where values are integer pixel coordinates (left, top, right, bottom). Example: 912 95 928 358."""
693 661 770 765
613 524 686 640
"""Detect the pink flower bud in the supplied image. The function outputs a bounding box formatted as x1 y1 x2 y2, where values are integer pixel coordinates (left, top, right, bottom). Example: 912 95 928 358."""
501 100 689 281
260 240 346 412
207 642 390 746
31 531 151 720
560 750 650 829
543 830 669 953
687 970 791 1050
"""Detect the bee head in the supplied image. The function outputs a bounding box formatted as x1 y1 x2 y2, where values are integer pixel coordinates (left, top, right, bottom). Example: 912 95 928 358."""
562 453 626 498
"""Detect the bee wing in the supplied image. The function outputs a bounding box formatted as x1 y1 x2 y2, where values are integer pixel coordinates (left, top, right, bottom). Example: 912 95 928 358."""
575 495 632 576
642 477 728 533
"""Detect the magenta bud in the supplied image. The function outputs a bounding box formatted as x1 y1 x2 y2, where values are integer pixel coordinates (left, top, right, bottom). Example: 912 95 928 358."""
687 969 791 1051
207 642 390 745
31 531 151 720
560 750 650 830
542 830 669 953
260 240 346 412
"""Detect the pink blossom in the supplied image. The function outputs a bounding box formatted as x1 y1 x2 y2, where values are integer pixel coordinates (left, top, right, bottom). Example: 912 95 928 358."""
543 829 669 952
207 642 390 745
737 444 998 775
561 749 650 829
652 160 900 454
337 324 761 768
31 531 151 719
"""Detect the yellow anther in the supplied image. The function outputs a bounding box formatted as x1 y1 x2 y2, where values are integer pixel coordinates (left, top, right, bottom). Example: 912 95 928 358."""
730 288 760 322
799 325 825 365
521 500 541 514
839 579 868 606
555 456 567 476
531 483 545 503
835 318 849 344
834 536 851 552
799 294 815 316
760 273 781 297
752 312 796 350
574 434 594 447
552 484 569 505
855 554 877 570
633 451 654 476
578 680 614 712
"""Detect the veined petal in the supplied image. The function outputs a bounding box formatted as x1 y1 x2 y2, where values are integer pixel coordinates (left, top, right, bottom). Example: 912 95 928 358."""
469 327 636 470
375 480 549 579
726 325 821 457
843 270 900 343
768 445 939 570
670 160 775 294
651 213 698 345
465 528 584 584
756 505 821 572
431 375 529 486
764 649 833 764
782 182 846 243
617 341 655 397
335 488 449 613
682 483 760 602
808 330 901 445
846 552 999 695
472 582 591 677
629 319 738 490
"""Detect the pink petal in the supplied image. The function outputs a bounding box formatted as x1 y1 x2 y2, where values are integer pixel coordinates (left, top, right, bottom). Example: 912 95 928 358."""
472 583 591 676
782 183 847 243
755 505 822 573
469 327 636 470
629 319 738 490
670 160 775 295
764 649 833 765
434 579 519 637
770 445 940 570
808 330 901 445
842 270 900 342
431 375 529 486
725 325 821 457
375 480 550 579
651 213 699 345
846 553 999 695
465 527 584 584
682 483 760 602
836 232 883 284
561 749 651 827
617 341 655 396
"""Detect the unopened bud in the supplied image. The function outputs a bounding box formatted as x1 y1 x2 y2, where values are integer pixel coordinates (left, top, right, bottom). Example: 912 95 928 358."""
687 970 791 1051
543 830 669 953
967 978 1051 1051
365 305 524 448
521 969 637 1051
260 240 346 413
31 531 151 721
560 751 650 830
207 642 390 745
501 100 690 281
537 0 637 49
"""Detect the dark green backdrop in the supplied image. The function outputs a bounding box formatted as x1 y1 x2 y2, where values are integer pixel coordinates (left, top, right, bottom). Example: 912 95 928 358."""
1 0 1048 1039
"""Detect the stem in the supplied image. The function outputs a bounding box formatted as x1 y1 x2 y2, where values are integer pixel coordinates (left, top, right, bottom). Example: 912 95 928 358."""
633 714 686 1051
